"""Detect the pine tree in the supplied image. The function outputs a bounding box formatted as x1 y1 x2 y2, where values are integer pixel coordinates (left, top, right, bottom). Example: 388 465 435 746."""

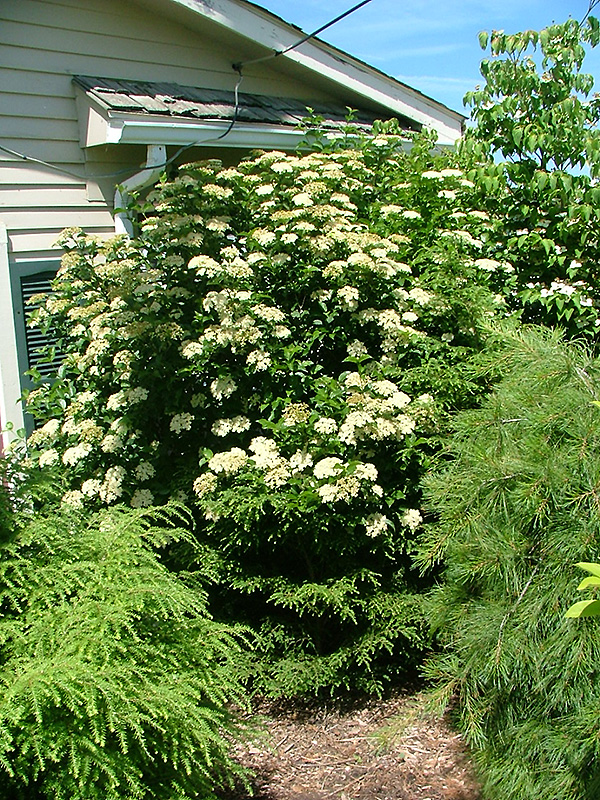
418 327 600 799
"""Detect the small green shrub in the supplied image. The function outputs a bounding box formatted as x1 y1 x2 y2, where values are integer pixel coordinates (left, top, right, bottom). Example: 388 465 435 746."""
418 327 600 800
0 498 251 800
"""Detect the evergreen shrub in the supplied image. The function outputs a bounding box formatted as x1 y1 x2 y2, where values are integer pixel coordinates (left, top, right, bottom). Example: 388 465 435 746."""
21 128 505 695
418 327 600 800
0 495 251 800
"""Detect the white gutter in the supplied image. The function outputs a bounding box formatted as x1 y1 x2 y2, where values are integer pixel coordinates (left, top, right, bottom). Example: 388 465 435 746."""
86 106 309 150
114 144 166 236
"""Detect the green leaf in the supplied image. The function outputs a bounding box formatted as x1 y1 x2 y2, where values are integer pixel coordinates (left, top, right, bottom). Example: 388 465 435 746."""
559 173 572 192
577 576 600 589
566 598 600 617
575 561 600 578
512 128 523 147
527 134 538 152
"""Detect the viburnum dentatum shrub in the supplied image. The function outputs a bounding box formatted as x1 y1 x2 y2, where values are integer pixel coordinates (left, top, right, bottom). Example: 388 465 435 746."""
24 131 505 694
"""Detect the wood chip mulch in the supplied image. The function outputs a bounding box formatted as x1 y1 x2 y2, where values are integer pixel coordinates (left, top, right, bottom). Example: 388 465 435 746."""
227 691 482 800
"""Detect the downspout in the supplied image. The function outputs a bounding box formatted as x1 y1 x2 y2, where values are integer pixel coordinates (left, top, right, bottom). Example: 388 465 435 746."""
0 222 25 454
114 144 166 235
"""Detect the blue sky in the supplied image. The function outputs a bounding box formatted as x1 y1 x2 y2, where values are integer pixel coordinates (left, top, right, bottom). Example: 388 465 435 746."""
257 1 600 114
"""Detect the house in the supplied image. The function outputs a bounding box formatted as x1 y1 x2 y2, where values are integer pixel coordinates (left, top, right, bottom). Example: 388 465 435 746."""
0 0 465 448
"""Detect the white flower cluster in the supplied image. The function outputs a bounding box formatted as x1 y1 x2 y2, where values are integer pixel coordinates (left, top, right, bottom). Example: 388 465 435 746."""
182 341 204 359
407 287 432 306
249 437 281 470
347 339 368 358
312 457 379 504
170 413 194 434
472 258 501 272
206 216 230 233
134 461 156 481
364 512 389 537
440 230 483 249
289 450 313 473
193 472 219 497
99 465 126 504
210 377 237 402
314 417 338 435
39 449 59 467
208 447 248 475
211 416 250 436
106 387 148 411
539 279 592 304
338 376 415 445
337 285 360 311
251 303 286 323
28 418 61 447
422 168 463 180
252 228 277 247
61 490 84 507
199 292 264 354
81 478 102 497
131 489 154 508
401 508 423 531
62 443 91 466
100 433 123 453
202 183 233 199
189 254 221 277
246 349 271 371
281 403 310 427
313 456 344 480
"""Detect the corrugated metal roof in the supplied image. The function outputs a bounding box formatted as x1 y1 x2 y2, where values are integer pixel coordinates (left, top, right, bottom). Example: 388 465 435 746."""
73 76 418 132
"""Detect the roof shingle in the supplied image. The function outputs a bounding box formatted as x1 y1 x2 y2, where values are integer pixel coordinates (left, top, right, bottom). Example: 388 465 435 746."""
73 75 418 132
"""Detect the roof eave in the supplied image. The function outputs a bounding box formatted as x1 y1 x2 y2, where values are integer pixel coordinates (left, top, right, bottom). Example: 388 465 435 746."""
148 0 464 144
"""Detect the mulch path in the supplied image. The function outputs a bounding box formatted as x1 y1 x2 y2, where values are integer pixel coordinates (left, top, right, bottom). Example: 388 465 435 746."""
228 691 482 800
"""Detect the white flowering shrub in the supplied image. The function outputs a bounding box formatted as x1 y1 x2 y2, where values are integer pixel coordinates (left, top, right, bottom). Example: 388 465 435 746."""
24 127 505 695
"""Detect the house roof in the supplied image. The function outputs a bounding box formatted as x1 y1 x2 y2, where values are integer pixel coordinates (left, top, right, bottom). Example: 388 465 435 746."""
131 0 465 145
74 75 421 151
73 75 417 132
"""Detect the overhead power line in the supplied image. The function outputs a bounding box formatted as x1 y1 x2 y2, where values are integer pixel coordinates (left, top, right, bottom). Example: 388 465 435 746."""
232 0 373 71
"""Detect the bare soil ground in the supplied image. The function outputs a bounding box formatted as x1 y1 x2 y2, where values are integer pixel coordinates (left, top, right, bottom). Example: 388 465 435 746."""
229 691 482 800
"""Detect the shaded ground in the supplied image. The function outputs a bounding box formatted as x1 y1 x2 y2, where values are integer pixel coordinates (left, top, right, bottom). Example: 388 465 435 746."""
229 692 482 800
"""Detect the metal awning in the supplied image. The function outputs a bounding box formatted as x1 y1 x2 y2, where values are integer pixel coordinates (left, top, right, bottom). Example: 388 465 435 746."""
73 75 418 150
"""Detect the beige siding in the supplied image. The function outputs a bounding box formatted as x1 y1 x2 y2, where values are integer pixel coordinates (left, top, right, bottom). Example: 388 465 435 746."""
0 0 332 261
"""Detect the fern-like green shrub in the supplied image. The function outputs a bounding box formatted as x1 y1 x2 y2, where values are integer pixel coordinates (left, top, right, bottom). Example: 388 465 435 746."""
0 501 251 800
418 327 600 800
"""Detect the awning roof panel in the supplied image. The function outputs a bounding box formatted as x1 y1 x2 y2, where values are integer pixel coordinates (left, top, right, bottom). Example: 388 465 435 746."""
74 75 418 132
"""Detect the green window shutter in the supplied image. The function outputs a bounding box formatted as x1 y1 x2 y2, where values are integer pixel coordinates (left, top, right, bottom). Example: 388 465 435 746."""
19 271 63 377
9 261 61 392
